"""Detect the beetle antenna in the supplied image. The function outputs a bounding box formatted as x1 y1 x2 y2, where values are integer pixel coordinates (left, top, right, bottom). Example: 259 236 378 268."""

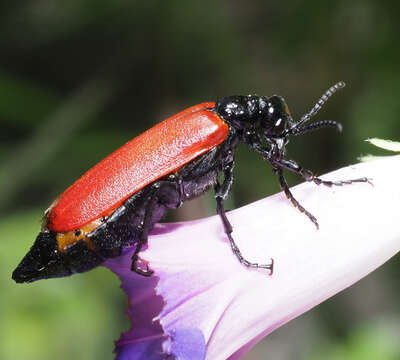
291 81 346 132
292 120 342 136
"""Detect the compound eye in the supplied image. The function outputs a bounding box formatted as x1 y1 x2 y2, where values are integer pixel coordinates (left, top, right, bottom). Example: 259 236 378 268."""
272 116 285 133
268 95 287 115
263 95 289 136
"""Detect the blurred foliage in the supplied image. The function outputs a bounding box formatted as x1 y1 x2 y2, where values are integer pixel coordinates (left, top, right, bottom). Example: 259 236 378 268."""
0 211 126 360
307 319 400 360
0 1 399 359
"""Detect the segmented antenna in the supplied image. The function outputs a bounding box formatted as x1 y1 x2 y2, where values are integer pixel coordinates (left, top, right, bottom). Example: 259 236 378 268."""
292 81 346 130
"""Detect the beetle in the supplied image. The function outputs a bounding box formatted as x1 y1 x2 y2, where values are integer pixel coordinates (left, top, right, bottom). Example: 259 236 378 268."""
12 81 369 283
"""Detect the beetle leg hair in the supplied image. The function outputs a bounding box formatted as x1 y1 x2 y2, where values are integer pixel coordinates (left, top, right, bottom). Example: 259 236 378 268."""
274 166 319 229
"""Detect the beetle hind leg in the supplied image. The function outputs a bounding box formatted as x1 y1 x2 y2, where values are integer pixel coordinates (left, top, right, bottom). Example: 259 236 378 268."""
131 247 152 276
130 178 185 276
130 192 157 276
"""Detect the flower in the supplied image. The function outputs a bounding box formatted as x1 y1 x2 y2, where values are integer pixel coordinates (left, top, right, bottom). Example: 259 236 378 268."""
104 155 400 360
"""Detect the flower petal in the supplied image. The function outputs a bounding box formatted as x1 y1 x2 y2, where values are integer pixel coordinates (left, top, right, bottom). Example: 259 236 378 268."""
366 138 400 152
105 155 400 360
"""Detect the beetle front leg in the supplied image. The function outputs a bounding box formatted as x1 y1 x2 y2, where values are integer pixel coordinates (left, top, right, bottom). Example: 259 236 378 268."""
274 166 319 229
274 158 371 188
215 163 273 273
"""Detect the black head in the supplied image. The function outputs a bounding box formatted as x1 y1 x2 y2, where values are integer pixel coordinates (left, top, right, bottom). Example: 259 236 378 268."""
12 231 104 283
216 82 346 150
260 95 294 137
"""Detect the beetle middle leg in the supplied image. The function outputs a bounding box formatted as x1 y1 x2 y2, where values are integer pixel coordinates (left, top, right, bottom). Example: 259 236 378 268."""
215 162 274 273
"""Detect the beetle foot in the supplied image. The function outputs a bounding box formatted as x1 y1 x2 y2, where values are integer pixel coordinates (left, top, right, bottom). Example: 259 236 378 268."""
131 255 154 277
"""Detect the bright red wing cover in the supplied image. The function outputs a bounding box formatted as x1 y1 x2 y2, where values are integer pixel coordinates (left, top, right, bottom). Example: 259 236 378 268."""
48 103 228 232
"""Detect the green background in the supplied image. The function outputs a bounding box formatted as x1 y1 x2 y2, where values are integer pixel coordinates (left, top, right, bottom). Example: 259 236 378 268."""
1 1 399 359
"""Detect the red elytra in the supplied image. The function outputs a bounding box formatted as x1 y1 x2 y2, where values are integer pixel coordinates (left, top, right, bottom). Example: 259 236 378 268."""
48 102 229 233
